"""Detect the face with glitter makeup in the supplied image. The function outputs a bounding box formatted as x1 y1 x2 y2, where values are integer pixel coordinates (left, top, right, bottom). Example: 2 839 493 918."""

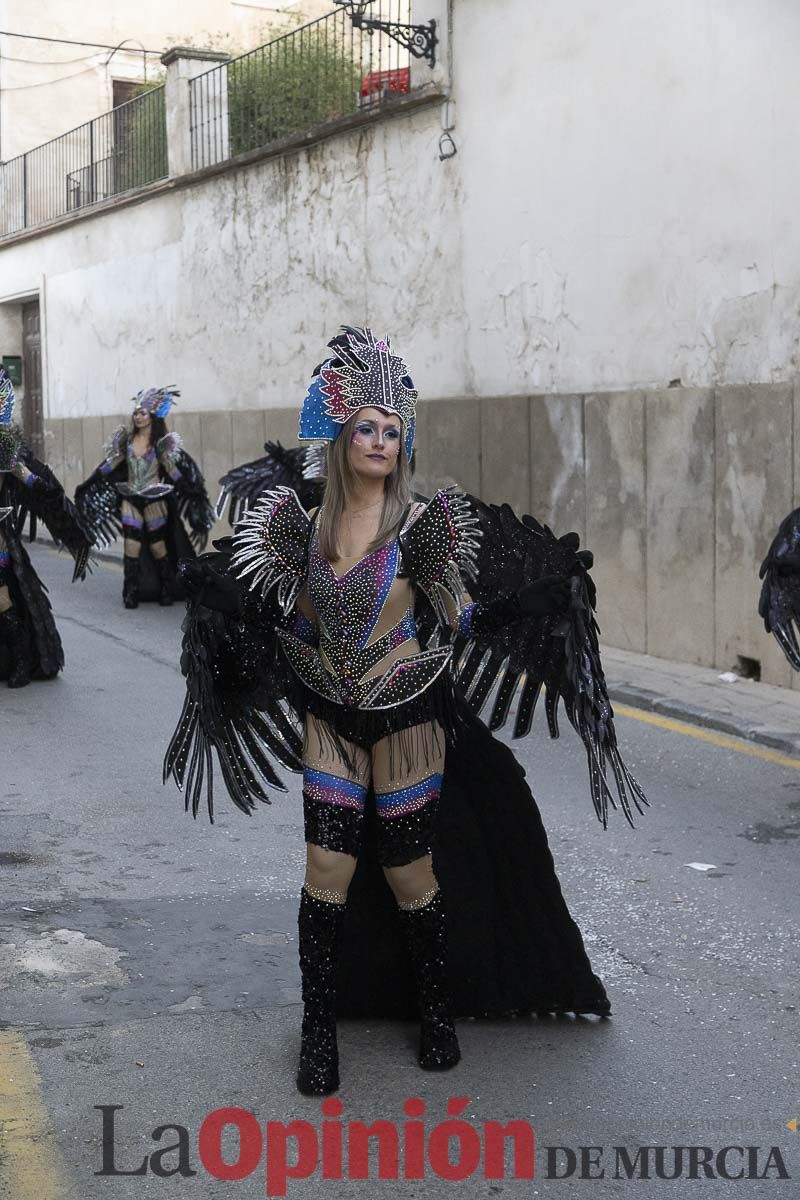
348 407 403 480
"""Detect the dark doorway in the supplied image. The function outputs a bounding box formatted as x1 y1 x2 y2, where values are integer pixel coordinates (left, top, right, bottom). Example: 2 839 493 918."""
112 80 142 108
22 299 43 459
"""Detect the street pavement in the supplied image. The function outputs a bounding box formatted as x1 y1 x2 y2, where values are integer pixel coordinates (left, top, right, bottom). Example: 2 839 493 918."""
1 544 799 1198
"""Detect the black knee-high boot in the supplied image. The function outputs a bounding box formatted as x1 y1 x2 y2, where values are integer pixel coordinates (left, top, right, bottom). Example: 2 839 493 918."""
154 555 174 606
0 608 32 688
399 889 461 1070
296 888 346 1096
123 556 140 609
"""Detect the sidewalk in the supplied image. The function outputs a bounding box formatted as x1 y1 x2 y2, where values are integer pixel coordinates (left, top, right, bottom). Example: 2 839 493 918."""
604 646 800 759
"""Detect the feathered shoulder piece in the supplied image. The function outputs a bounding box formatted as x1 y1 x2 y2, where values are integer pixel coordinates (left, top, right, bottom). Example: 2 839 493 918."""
230 486 312 615
103 425 128 462
399 486 481 623
0 422 23 473
156 431 183 467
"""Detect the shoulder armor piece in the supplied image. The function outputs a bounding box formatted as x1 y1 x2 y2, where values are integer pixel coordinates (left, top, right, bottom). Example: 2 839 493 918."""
399 486 481 622
156 431 183 466
231 486 312 614
103 425 128 462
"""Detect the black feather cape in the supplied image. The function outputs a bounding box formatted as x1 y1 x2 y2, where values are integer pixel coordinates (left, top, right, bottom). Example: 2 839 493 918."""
337 701 610 1019
0 448 91 680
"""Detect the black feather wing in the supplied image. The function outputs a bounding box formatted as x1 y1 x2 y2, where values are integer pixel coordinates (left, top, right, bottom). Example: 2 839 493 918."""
449 498 648 828
216 441 325 526
74 462 125 549
759 507 800 670
172 450 214 550
15 453 93 580
163 549 303 821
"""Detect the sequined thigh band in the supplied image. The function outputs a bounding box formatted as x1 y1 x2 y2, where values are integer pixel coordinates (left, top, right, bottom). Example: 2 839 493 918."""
375 774 442 869
375 773 443 819
303 768 367 811
303 768 368 859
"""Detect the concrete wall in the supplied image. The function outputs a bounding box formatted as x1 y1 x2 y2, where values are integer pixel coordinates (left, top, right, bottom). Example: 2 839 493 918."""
47 381 799 688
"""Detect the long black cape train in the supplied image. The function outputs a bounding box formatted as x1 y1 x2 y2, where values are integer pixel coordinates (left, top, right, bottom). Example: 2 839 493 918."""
338 702 610 1019
0 447 91 680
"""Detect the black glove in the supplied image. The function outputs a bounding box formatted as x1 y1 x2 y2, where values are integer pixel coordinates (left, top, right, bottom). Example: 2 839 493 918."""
179 559 241 614
518 574 571 618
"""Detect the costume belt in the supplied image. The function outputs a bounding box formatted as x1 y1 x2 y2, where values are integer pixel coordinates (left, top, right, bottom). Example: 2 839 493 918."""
115 483 174 500
277 629 452 710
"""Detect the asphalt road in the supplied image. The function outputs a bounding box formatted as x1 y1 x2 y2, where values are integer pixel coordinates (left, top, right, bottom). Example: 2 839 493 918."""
1 545 799 1198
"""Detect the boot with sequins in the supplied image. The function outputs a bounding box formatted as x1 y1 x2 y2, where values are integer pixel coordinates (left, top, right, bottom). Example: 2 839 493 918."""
296 887 346 1096
399 889 461 1071
122 556 140 609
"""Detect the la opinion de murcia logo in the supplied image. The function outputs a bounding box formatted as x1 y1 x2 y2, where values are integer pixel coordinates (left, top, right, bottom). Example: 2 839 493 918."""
95 1102 792 1193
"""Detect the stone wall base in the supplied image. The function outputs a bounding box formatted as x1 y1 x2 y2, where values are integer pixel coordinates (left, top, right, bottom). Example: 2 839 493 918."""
44 382 799 688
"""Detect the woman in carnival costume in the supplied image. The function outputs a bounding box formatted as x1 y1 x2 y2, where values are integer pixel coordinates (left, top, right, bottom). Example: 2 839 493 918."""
76 388 213 608
0 367 92 687
165 327 647 1096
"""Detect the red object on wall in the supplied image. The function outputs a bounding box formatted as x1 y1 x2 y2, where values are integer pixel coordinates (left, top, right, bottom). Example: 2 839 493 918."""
360 67 411 98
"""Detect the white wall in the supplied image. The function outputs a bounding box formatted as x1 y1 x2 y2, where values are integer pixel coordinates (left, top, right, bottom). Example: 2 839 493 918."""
1 0 799 415
453 0 800 393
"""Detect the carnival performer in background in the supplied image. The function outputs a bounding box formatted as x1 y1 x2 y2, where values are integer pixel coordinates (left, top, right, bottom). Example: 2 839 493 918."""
76 388 213 608
165 327 647 1097
759 507 800 671
0 367 92 687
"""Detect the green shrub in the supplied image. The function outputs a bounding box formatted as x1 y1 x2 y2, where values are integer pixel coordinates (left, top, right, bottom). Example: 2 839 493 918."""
227 28 364 155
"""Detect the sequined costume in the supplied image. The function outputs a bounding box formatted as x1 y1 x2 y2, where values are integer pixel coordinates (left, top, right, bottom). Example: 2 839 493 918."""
75 387 213 607
165 327 647 1096
0 369 91 686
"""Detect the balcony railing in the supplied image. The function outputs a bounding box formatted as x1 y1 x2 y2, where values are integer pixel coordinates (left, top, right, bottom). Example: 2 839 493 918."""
190 2 414 170
1 85 167 237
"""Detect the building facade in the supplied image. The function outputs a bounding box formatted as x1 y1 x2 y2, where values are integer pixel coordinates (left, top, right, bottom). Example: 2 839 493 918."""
0 0 328 162
0 0 798 686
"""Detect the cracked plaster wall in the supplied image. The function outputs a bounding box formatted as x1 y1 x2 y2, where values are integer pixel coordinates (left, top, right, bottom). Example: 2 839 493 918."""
1 0 800 679
1 1 799 411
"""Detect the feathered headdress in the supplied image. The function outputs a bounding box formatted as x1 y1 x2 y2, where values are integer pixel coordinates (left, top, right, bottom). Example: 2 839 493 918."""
299 326 417 457
0 368 21 471
0 367 14 427
132 386 179 419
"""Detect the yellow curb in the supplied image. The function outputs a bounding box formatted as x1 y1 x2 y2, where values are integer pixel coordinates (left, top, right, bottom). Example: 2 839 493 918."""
614 704 800 771
0 1030 71 1198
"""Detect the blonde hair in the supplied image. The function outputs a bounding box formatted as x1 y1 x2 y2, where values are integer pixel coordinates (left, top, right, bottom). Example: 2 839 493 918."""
316 412 412 561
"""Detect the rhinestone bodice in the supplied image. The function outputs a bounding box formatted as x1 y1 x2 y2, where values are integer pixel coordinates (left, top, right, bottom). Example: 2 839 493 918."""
276 518 452 710
235 487 479 712
126 445 159 491
306 527 417 706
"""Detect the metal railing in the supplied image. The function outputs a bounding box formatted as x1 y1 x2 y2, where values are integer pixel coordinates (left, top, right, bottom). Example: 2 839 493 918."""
190 2 413 170
1 85 167 237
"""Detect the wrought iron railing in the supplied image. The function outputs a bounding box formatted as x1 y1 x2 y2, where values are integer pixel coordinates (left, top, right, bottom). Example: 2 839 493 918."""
0 85 167 237
190 2 415 171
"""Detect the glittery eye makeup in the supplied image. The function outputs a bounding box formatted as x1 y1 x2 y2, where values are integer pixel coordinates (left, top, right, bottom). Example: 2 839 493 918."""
351 421 402 445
